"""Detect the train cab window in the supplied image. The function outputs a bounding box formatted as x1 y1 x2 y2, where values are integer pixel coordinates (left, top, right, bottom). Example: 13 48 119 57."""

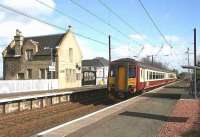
129 67 135 78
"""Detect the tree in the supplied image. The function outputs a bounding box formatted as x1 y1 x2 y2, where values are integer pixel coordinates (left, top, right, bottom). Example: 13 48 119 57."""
140 57 169 70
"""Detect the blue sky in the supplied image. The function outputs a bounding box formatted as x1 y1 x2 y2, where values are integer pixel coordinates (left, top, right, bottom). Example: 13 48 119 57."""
0 0 200 77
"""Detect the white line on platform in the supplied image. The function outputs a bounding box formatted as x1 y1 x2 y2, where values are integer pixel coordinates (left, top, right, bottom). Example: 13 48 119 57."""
36 82 176 137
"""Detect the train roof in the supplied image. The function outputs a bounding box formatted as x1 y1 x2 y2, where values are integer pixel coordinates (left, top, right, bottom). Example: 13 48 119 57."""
111 58 175 74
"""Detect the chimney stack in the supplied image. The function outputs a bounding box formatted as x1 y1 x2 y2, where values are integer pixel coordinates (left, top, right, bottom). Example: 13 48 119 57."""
14 29 24 55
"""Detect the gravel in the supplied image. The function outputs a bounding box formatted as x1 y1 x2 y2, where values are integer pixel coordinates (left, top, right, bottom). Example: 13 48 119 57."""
159 99 200 137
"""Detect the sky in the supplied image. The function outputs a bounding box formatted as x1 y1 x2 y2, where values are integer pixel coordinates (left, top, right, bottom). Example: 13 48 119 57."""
0 0 200 77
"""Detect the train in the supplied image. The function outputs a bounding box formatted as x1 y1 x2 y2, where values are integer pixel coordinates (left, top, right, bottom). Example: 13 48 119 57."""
108 58 177 98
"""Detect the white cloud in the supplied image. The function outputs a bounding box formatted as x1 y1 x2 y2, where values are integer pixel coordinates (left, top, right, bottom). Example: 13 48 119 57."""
78 38 108 60
129 34 147 41
0 0 57 77
1 0 55 16
0 12 5 21
111 42 189 71
0 0 58 40
165 35 180 42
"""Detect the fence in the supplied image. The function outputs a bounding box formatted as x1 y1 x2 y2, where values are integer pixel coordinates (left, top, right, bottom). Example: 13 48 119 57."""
0 79 59 94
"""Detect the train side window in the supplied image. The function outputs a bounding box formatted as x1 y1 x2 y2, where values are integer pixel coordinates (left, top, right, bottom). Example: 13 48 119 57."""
147 71 149 80
150 71 152 80
153 72 155 79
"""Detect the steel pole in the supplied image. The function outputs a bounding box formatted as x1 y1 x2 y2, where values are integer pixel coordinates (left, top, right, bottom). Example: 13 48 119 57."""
194 28 197 98
194 68 197 98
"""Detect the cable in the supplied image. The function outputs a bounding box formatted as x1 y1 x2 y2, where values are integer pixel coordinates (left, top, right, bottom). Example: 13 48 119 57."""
137 0 173 48
97 0 154 45
35 0 106 36
0 3 108 46
69 0 141 45
35 0 126 43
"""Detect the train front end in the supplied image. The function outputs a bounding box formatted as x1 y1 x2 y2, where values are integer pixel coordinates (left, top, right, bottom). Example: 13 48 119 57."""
108 60 137 98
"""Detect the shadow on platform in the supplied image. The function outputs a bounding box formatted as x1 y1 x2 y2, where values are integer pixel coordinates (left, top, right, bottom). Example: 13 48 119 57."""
142 93 181 100
119 111 188 122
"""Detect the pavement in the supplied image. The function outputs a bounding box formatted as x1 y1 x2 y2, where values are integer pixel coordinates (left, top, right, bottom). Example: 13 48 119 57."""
36 81 192 137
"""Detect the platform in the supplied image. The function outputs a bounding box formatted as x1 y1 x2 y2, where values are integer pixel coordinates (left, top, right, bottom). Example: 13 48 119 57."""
35 81 192 137
0 85 106 114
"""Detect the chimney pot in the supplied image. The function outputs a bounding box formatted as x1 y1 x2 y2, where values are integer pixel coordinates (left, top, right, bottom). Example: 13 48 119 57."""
14 29 23 55
68 25 72 29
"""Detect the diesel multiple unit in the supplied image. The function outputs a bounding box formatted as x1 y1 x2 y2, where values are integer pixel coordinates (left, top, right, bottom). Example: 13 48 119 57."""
108 58 176 97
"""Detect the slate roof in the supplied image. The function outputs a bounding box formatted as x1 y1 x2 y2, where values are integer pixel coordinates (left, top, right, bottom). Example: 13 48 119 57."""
24 33 65 56
82 57 109 67
4 33 66 57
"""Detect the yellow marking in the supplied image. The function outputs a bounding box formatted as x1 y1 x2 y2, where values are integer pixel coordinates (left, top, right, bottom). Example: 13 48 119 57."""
118 67 126 91
128 78 136 86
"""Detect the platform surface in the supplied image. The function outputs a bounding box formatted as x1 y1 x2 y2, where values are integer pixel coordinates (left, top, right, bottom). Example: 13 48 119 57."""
36 81 191 137
0 85 106 101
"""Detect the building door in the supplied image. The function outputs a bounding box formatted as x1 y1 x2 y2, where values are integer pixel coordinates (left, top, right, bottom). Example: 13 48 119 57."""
118 66 126 91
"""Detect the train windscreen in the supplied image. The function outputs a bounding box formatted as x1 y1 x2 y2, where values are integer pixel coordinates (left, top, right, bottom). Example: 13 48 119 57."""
129 67 136 78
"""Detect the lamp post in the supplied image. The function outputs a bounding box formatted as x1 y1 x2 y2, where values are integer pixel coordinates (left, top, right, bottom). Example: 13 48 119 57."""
44 46 59 90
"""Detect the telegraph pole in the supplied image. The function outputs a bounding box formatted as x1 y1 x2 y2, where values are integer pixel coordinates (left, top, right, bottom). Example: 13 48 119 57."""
109 35 111 64
194 28 197 98
187 48 190 73
107 35 111 88
151 55 154 65
194 28 197 66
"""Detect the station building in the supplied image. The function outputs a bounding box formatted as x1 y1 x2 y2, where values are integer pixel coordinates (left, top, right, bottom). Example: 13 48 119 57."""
82 57 109 85
2 26 82 89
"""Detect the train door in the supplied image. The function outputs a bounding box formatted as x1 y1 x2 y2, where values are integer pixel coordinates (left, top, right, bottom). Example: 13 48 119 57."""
118 66 126 91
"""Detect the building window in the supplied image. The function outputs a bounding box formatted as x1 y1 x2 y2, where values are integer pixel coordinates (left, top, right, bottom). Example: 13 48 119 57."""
40 69 46 79
27 69 32 79
69 48 73 62
17 73 24 80
26 49 33 61
66 69 76 82
47 70 56 79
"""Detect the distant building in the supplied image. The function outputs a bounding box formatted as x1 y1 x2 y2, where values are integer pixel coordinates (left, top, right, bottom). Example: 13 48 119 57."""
82 57 109 85
2 27 82 89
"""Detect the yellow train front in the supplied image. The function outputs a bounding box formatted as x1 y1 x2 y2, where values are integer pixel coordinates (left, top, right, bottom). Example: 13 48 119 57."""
108 58 137 98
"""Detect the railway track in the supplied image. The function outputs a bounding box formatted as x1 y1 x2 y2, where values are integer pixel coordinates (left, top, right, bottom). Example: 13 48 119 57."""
0 83 168 137
0 94 117 137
